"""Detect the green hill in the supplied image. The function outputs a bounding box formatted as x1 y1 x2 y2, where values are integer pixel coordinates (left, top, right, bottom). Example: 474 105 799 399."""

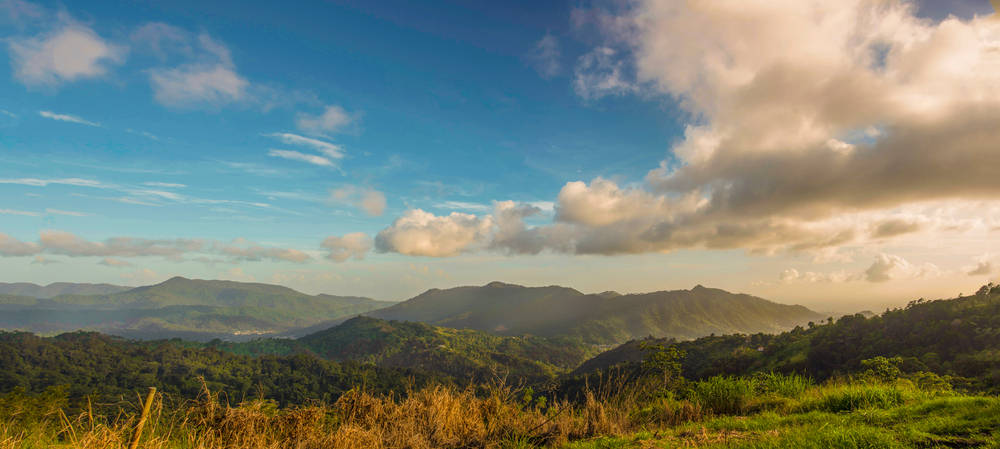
0 277 392 340
570 283 1000 393
204 316 597 382
370 282 821 344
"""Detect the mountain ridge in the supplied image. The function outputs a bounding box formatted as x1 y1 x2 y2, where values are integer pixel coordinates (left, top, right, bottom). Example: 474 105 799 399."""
370 281 821 344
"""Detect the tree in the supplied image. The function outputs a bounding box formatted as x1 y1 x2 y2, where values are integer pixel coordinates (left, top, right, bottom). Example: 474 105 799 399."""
639 342 685 386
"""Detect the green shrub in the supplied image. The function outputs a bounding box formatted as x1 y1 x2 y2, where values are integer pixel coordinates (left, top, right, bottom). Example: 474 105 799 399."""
799 384 905 413
691 376 756 415
753 372 812 398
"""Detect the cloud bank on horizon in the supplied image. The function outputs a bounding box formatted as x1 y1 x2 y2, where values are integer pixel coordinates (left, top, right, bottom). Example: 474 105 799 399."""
0 0 997 305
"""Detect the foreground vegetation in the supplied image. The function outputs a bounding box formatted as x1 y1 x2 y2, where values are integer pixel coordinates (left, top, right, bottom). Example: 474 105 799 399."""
5 284 1000 447
2 369 996 448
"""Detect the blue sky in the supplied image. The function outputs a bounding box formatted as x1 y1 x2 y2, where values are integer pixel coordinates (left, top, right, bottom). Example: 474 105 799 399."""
1 0 998 310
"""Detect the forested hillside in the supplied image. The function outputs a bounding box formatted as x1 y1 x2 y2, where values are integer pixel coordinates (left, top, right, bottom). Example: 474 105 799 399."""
371 282 821 344
0 277 391 340
0 331 435 406
193 316 597 382
572 284 1000 393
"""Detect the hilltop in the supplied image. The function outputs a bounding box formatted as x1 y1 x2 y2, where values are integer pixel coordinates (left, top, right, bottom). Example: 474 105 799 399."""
370 282 822 344
0 277 391 340
570 284 1000 392
204 316 596 382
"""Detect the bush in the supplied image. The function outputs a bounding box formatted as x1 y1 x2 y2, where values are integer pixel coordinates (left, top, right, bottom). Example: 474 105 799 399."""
690 376 756 415
753 372 812 398
799 384 906 413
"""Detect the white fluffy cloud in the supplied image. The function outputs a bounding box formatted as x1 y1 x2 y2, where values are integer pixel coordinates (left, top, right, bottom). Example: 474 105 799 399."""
321 232 372 262
511 0 1000 257
9 24 124 86
296 105 353 135
375 209 493 257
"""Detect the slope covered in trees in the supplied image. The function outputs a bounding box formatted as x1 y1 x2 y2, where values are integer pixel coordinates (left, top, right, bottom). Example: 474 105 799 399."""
370 282 821 344
571 284 1000 392
0 277 391 340
198 316 597 383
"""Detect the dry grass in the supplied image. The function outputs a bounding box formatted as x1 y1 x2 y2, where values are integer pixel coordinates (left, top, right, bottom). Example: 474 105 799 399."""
0 379 702 449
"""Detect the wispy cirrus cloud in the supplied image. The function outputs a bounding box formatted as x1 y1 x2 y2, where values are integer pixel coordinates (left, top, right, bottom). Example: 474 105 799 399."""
38 110 100 127
267 149 335 167
264 133 344 159
0 208 39 217
0 177 107 188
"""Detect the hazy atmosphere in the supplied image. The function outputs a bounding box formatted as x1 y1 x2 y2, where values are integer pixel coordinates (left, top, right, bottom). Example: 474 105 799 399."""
2 0 999 312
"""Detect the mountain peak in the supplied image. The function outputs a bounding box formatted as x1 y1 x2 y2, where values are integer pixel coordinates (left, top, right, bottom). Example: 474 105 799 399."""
485 281 519 288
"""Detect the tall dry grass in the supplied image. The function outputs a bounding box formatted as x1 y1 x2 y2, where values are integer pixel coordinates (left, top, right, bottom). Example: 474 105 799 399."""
0 378 703 449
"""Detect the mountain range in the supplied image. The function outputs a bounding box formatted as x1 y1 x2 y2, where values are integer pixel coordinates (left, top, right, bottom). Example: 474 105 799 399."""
0 277 391 340
370 282 822 344
0 278 821 344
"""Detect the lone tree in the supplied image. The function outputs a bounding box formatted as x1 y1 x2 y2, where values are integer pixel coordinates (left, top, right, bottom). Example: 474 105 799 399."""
639 342 685 387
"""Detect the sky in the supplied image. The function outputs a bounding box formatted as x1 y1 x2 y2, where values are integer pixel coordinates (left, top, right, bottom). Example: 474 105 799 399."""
0 0 998 312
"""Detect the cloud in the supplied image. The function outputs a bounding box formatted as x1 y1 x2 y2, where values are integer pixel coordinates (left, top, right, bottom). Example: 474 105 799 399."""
214 238 311 263
149 34 248 107
968 261 993 276
0 177 106 188
967 254 994 276
434 201 492 212
39 230 202 258
296 105 352 135
9 24 124 86
321 232 372 262
267 149 335 167
265 133 344 159
375 202 567 257
45 208 89 217
573 47 636 99
151 64 248 107
375 209 493 257
863 253 940 283
779 268 859 283
526 33 561 78
98 257 132 268
143 182 185 188
498 0 1000 256
31 255 57 265
0 233 39 256
38 110 100 127
0 208 39 217
0 230 311 264
871 219 924 238
330 186 386 217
